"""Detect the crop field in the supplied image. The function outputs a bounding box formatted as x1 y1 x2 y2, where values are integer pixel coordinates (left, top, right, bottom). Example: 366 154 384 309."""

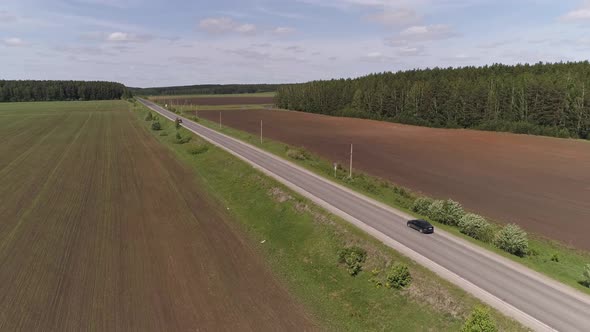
0 101 315 331
150 95 275 106
199 108 590 251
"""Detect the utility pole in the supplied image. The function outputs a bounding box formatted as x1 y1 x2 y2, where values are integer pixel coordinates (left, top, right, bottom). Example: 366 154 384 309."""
349 143 353 179
219 111 222 129
260 120 263 144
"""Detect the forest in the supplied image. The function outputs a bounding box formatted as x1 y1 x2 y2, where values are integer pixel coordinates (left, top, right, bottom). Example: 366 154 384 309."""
275 61 590 139
131 84 281 96
0 80 132 102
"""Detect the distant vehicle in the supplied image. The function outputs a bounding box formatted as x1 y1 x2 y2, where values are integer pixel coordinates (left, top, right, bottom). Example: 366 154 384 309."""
407 219 434 234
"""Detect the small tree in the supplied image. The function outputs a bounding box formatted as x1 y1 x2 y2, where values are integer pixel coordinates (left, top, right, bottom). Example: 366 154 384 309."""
411 197 433 215
461 306 497 332
145 112 153 121
338 246 367 276
175 118 182 129
151 121 161 131
440 199 464 226
459 213 493 242
583 264 590 287
385 263 412 289
428 200 446 222
494 224 528 257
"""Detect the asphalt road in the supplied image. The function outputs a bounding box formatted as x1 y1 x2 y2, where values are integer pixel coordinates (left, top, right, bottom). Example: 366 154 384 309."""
139 98 590 332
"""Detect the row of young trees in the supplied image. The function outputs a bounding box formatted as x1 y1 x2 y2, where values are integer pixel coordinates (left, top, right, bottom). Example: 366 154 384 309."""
131 84 281 96
0 80 132 102
275 61 590 139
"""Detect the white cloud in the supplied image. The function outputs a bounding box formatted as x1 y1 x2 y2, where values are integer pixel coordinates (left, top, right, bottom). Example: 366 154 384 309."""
0 10 18 23
360 51 396 62
364 8 419 25
199 17 258 35
274 27 296 34
104 31 153 43
396 45 426 56
3 37 26 47
560 5 590 22
398 24 456 41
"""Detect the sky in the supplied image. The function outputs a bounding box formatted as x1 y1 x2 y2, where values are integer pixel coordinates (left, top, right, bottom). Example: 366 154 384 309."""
1 0 590 87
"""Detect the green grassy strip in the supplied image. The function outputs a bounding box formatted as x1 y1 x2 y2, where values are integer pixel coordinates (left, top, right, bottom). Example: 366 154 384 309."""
133 102 526 331
187 111 590 296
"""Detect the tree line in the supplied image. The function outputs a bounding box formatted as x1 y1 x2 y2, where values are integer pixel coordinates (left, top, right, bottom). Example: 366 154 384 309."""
0 80 132 102
276 61 590 139
131 84 281 96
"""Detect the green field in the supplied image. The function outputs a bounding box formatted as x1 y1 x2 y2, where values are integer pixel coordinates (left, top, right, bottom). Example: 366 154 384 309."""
136 102 526 331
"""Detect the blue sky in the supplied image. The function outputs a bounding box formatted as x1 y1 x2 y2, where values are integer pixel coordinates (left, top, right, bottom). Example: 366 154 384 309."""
1 0 590 87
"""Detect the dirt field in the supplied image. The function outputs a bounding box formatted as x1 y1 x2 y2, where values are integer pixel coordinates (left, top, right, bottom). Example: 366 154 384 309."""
0 101 316 331
152 96 275 106
200 109 590 250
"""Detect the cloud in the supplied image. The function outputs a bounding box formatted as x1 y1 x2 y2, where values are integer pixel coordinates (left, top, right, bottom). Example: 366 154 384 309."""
199 17 257 35
3 37 26 47
80 31 154 43
72 0 142 8
396 45 426 56
285 45 305 53
364 8 419 25
478 39 517 49
169 56 208 65
274 27 297 34
0 10 18 23
360 51 396 62
398 24 456 41
559 5 590 22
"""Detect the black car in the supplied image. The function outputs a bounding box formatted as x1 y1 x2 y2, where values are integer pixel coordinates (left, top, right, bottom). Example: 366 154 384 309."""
407 219 434 234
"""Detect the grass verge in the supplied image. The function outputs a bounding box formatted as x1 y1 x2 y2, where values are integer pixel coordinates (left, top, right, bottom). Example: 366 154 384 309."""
133 102 526 331
186 110 590 296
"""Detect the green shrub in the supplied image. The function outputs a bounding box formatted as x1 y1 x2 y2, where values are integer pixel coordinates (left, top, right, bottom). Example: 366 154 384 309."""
173 132 192 144
411 197 433 215
494 224 529 257
550 253 560 262
286 148 310 161
461 306 497 332
144 112 153 121
427 200 446 222
176 132 182 140
583 264 590 287
187 144 209 155
439 199 465 226
159 132 168 137
337 246 367 276
459 213 494 242
385 263 412 289
151 121 161 131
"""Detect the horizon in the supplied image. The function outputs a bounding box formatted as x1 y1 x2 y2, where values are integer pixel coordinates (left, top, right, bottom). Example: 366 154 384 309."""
2 0 590 87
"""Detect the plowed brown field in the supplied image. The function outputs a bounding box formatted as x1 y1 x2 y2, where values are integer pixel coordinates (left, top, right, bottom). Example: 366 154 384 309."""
200 109 590 250
154 96 274 106
0 102 316 331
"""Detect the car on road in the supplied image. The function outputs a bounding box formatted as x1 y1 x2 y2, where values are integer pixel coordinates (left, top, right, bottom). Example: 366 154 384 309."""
407 219 434 234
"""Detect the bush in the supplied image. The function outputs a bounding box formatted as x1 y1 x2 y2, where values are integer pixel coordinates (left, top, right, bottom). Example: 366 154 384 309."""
159 132 168 137
427 200 446 222
338 246 367 276
187 144 209 155
144 112 153 121
583 264 590 287
385 263 412 289
550 253 560 262
411 197 433 215
438 199 465 226
151 121 161 131
494 224 529 257
459 213 494 242
461 306 497 332
286 148 310 161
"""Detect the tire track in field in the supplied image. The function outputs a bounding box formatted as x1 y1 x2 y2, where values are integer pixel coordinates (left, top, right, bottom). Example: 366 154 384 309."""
0 112 93 256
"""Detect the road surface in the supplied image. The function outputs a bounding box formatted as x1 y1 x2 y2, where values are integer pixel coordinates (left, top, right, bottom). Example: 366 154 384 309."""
139 98 590 332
